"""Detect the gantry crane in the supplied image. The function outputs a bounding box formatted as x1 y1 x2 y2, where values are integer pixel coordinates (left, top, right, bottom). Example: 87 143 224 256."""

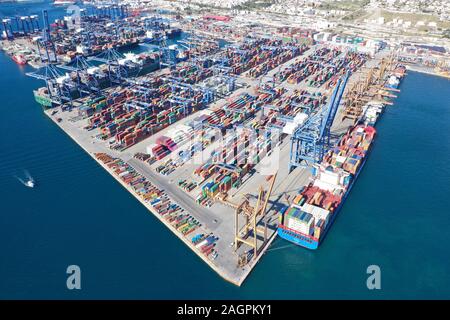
342 55 401 121
26 64 77 108
35 10 57 64
234 173 277 266
289 71 350 170
89 47 127 85
342 68 373 121
58 55 101 97
1 18 14 39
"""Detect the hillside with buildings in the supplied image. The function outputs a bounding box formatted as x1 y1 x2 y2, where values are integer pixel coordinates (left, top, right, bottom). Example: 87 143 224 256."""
139 0 450 43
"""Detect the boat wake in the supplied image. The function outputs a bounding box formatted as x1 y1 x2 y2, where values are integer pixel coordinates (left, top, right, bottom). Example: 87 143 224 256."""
15 170 35 188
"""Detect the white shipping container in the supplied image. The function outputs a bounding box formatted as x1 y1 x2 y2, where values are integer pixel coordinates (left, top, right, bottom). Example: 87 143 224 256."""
320 170 340 185
313 179 340 192
287 219 306 233
171 130 187 143
288 220 309 230
177 124 194 135
166 128 178 139
195 239 208 249
87 67 100 75
283 121 296 135
118 171 130 177
294 112 308 125
287 215 315 235
336 155 347 164
287 219 314 235
301 203 330 225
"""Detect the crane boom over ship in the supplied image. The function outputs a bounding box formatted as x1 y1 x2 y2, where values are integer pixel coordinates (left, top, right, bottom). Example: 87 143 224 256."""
289 70 350 170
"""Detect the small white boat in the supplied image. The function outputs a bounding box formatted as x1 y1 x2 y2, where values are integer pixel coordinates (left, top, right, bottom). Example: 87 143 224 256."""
16 170 36 188
25 179 35 188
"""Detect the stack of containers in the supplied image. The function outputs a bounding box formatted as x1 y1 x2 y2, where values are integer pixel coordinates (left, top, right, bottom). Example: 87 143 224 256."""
285 207 315 236
167 128 189 147
194 163 215 179
83 75 213 149
219 175 232 193
95 153 201 236
248 47 301 78
274 47 333 84
151 144 170 160
156 136 178 152
202 181 219 199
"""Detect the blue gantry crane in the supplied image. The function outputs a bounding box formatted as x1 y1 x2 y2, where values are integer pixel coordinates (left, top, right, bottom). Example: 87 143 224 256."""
146 34 178 70
141 15 179 70
164 77 214 105
168 96 193 117
59 55 101 97
35 10 57 64
29 15 40 32
93 5 125 19
1 18 14 39
26 63 76 107
89 47 127 85
289 70 350 171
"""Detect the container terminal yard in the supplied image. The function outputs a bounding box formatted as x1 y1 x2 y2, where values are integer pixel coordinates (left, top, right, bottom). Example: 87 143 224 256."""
2 5 407 286
0 4 182 68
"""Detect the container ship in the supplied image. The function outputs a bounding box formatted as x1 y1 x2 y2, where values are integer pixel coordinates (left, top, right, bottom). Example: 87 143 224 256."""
362 101 384 126
32 52 160 108
278 124 376 249
386 75 400 89
276 65 406 249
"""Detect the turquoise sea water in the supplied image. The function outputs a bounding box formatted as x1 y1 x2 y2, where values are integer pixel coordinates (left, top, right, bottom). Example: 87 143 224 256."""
1 2 450 300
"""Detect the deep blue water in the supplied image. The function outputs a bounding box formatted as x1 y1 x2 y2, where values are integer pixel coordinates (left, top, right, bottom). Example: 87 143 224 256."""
1 3 450 300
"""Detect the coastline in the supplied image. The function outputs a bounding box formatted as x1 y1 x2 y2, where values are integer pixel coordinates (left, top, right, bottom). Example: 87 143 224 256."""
405 64 450 80
35 46 384 287
43 108 277 287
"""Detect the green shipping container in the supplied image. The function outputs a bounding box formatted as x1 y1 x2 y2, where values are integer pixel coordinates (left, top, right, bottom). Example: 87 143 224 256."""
221 176 231 184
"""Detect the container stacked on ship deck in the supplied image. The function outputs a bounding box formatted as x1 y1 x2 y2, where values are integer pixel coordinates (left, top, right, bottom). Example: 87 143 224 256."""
279 125 376 245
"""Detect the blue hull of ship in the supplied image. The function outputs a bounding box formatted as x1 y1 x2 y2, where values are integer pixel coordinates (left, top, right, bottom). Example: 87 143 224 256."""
277 146 370 250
